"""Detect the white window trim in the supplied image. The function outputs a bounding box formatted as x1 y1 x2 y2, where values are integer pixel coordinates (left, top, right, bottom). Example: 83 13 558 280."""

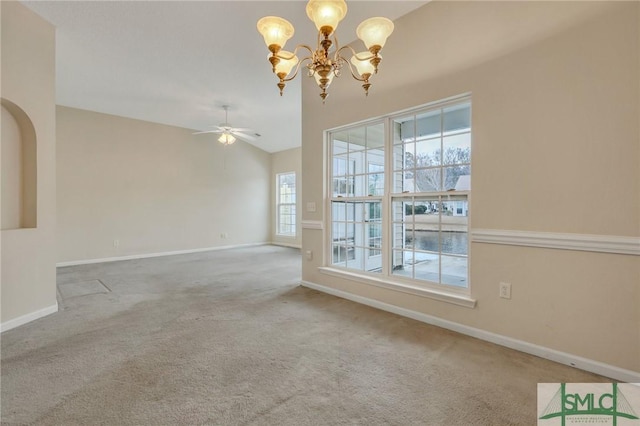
318 266 476 308
324 94 473 306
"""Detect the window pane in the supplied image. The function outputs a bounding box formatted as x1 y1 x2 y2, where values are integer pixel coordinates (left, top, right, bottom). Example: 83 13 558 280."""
415 109 441 139
443 133 470 165
392 120 404 145
443 165 470 191
333 156 347 176
392 144 405 171
367 123 385 149
368 160 384 173
392 200 409 223
414 252 440 282
392 250 413 278
333 176 355 197
346 223 355 246
443 103 470 134
346 245 356 261
332 202 345 221
348 127 366 152
441 196 468 256
392 223 405 249
440 231 467 255
348 247 365 270
441 255 467 287
392 171 406 193
346 202 356 222
414 167 441 192
367 223 382 257
367 173 384 196
278 205 295 235
332 221 346 243
412 230 439 253
333 131 349 144
366 202 381 220
348 159 356 175
332 244 345 264
403 143 415 169
395 115 415 142
353 174 367 197
415 138 441 167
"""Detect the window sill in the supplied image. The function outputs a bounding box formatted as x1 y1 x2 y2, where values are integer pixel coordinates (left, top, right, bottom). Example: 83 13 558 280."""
318 267 476 309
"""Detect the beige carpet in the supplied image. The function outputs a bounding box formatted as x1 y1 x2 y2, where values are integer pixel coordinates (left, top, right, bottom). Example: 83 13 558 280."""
1 245 609 425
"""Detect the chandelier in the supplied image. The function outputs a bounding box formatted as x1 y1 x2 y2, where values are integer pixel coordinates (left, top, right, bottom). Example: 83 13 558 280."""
257 0 394 102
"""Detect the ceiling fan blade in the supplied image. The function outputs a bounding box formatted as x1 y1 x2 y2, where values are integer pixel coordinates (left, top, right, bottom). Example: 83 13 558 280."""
192 130 223 135
232 131 257 142
230 128 253 132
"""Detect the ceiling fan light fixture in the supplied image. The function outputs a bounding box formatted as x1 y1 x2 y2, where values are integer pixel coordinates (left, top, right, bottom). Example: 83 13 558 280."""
218 133 236 145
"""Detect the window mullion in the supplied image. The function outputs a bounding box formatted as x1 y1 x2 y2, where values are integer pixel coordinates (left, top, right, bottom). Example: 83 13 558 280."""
382 116 392 277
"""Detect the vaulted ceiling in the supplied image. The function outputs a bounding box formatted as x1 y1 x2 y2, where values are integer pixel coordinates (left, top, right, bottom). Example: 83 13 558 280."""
22 1 427 153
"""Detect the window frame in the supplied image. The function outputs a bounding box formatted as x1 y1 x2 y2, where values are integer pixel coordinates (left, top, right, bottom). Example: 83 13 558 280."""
325 95 472 299
276 171 296 237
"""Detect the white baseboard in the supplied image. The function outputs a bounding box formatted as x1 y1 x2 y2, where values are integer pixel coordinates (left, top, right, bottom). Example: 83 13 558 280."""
270 242 302 249
1 303 58 333
56 242 269 267
301 280 640 383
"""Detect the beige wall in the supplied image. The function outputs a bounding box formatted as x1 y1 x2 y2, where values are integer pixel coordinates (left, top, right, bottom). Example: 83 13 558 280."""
301 2 639 372
271 147 302 248
1 2 57 326
57 106 271 263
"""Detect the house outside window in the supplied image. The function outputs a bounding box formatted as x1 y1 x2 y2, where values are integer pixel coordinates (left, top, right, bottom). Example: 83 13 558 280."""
277 172 296 236
328 97 471 293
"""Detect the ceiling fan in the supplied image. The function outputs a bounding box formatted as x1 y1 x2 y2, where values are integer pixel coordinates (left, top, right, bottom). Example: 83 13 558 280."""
193 105 259 145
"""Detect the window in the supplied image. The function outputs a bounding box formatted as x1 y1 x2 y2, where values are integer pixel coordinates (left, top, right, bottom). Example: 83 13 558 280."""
277 172 296 236
330 123 384 272
328 97 471 292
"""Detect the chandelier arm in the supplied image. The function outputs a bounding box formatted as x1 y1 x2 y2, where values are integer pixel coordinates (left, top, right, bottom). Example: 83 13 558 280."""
275 44 314 60
336 45 376 62
327 33 344 65
280 56 313 83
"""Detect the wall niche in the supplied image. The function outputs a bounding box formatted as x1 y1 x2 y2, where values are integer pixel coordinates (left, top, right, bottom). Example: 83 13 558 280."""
1 98 37 230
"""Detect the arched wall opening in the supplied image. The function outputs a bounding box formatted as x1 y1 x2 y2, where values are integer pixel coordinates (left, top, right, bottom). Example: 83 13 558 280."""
1 98 37 230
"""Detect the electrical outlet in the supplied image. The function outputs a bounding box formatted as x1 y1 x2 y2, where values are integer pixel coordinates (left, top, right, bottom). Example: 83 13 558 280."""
220 233 228 239
499 282 511 299
113 239 119 248
305 250 313 260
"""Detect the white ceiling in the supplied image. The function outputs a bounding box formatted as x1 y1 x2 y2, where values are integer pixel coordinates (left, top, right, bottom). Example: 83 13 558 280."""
22 1 427 153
